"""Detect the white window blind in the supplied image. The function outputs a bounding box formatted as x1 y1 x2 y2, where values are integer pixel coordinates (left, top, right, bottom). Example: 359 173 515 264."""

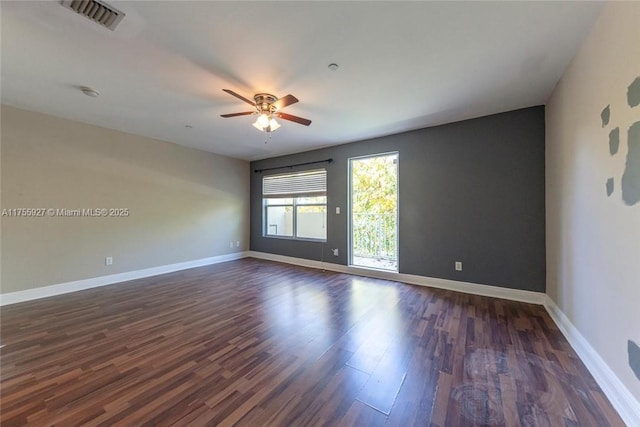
263 169 327 197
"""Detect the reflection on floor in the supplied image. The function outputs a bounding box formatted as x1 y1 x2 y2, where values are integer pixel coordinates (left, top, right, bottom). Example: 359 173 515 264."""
352 255 398 271
0 258 624 426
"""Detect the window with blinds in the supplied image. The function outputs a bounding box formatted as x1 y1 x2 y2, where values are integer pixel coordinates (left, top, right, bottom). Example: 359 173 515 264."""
262 169 327 197
262 169 327 241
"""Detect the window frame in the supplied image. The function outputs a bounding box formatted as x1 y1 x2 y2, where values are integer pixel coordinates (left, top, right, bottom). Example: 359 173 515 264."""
262 170 327 242
264 200 294 238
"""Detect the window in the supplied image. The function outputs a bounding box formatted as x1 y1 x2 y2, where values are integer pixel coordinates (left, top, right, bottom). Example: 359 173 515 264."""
263 170 327 241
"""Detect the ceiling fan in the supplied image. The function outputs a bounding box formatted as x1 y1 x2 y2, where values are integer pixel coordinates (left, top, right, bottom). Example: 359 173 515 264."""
220 89 312 133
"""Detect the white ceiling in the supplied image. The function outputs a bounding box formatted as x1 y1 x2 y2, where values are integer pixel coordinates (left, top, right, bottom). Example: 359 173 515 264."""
1 1 603 160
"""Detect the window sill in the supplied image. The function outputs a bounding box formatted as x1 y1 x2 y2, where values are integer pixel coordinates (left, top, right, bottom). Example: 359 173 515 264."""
263 235 326 243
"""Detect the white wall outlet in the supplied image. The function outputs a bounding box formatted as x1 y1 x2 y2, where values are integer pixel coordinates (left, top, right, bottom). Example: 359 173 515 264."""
455 261 463 271
105 256 113 266
335 207 341 214
236 241 240 247
332 248 339 256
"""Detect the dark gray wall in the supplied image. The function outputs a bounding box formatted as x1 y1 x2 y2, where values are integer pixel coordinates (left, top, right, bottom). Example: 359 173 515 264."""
250 107 546 292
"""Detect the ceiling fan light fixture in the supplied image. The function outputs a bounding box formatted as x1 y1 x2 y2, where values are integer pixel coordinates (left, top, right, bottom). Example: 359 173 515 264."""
257 113 270 128
252 120 264 131
253 116 281 133
268 118 281 131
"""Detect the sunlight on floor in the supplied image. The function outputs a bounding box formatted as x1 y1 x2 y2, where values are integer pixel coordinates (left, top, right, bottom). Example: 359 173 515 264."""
352 256 397 271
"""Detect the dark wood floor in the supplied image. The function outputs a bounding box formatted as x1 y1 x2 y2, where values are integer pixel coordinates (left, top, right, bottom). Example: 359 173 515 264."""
0 258 624 426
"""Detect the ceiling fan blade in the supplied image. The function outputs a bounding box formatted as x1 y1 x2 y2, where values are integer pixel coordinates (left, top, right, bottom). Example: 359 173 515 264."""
222 89 255 106
220 111 255 118
272 94 298 111
276 112 312 126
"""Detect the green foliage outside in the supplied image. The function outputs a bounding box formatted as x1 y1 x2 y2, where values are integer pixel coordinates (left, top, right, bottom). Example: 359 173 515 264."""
351 156 397 215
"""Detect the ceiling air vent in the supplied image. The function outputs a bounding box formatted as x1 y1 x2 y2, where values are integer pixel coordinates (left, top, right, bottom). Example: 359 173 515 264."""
61 0 125 31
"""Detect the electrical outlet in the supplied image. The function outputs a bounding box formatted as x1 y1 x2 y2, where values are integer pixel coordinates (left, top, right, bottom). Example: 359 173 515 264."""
455 261 462 271
236 241 240 247
105 256 113 266
335 207 341 214
332 248 339 256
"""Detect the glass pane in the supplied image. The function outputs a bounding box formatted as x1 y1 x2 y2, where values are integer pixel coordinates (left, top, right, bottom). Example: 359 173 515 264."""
296 205 327 240
296 196 327 204
265 197 294 205
350 153 398 271
265 206 293 237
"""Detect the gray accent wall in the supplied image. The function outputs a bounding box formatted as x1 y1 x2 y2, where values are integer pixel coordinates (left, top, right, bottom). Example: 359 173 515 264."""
250 107 545 292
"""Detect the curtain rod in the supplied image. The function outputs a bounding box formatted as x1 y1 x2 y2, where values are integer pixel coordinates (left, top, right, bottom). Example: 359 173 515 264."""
254 158 333 174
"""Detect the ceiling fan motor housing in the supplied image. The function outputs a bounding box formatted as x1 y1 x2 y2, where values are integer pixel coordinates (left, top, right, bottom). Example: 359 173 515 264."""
254 93 278 113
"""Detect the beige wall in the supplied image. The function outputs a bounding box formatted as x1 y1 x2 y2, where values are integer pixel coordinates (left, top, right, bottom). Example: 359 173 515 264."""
1 106 249 294
546 2 640 401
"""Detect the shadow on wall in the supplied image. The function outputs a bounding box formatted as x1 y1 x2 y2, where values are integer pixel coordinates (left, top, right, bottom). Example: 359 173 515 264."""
629 340 640 381
601 77 640 383
602 76 640 206
621 121 640 205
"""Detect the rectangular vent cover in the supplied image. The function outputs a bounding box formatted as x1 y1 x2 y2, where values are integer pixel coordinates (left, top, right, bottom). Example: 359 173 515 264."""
61 0 125 31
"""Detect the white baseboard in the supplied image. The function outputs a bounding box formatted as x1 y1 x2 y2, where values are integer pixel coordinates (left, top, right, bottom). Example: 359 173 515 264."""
247 251 546 305
0 251 250 306
544 296 640 427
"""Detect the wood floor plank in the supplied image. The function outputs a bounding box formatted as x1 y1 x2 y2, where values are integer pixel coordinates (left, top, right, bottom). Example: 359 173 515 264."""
0 258 625 426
